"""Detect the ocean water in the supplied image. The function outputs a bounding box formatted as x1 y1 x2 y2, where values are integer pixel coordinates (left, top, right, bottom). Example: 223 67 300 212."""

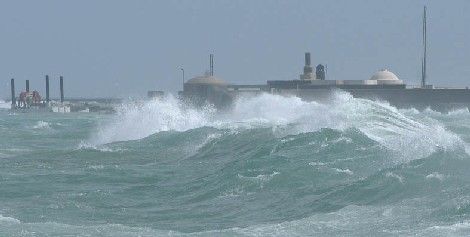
0 100 11 110
1 92 470 236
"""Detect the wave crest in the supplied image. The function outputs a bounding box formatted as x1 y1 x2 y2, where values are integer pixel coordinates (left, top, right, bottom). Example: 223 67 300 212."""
90 92 465 160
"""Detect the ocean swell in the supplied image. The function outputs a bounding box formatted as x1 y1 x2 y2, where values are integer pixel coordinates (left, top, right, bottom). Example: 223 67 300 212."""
2 95 470 235
90 92 465 161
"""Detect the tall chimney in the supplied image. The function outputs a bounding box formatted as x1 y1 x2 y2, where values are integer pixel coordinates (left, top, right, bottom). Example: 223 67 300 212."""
45 75 50 102
60 76 64 103
301 52 313 80
305 52 311 66
26 80 30 92
11 78 15 107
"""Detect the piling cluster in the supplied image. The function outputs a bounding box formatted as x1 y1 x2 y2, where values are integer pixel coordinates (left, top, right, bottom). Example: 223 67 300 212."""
10 75 65 109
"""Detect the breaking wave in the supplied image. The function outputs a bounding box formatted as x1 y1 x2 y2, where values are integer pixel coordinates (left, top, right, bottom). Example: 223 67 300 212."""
33 121 51 129
91 91 465 161
3 92 470 236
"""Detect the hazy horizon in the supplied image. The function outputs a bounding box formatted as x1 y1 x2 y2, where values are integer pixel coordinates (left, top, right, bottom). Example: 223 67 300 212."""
1 0 469 99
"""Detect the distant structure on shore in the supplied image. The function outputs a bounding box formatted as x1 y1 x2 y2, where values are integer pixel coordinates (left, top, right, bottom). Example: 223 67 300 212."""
8 76 116 113
10 75 70 112
179 54 232 108
158 6 470 112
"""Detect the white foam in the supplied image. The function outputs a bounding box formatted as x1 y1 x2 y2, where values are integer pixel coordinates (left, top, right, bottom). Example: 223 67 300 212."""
308 161 326 166
332 168 354 175
385 172 404 183
426 172 445 181
0 100 11 109
0 214 20 224
237 171 280 189
447 108 470 116
77 141 122 152
89 92 465 161
427 221 470 232
33 121 51 129
88 164 105 170
91 96 212 145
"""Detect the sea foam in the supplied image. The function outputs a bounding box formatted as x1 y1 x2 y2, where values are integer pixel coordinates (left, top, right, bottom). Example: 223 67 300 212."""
90 92 465 161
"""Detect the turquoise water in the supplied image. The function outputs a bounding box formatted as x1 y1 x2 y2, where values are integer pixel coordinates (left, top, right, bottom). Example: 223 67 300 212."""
1 92 470 236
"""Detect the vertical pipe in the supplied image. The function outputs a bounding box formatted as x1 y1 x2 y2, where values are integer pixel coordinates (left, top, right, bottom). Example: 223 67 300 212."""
46 75 50 102
180 68 185 86
26 80 30 92
210 54 214 76
11 78 15 107
60 76 64 103
305 52 311 66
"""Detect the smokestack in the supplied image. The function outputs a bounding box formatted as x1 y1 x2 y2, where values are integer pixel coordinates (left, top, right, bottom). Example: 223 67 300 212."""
45 75 50 102
305 52 311 66
60 76 64 103
26 80 30 92
210 54 214 76
301 52 313 80
11 78 15 107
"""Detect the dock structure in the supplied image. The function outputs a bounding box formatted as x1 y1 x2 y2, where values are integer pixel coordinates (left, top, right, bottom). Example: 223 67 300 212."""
10 79 15 109
60 76 64 103
8 75 115 113
9 75 70 112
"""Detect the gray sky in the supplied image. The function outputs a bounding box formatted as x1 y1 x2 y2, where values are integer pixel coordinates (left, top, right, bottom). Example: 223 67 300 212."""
1 0 469 98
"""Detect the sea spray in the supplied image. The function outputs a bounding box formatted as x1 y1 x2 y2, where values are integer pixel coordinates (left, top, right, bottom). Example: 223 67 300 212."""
91 91 464 161
91 96 214 145
0 100 11 109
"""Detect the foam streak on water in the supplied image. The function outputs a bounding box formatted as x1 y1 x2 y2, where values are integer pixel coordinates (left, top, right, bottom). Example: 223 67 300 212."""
1 92 470 236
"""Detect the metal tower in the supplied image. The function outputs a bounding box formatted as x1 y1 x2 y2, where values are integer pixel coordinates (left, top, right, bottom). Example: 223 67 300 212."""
421 6 427 88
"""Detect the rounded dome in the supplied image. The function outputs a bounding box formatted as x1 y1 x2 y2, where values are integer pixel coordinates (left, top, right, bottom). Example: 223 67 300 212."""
370 69 399 81
186 75 227 85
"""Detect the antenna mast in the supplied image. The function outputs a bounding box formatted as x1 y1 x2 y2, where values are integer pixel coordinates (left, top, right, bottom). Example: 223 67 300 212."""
421 6 427 88
210 54 214 76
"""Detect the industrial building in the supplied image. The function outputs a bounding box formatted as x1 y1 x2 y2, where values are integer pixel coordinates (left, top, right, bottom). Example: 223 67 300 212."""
177 7 470 112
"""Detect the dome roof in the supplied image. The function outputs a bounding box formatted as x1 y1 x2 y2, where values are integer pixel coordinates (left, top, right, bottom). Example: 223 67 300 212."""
186 75 227 85
370 69 400 81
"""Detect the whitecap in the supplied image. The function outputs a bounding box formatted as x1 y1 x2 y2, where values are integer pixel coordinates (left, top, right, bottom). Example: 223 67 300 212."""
33 121 51 129
426 172 445 181
0 214 20 224
77 141 122 152
385 172 404 183
332 168 354 175
88 165 105 170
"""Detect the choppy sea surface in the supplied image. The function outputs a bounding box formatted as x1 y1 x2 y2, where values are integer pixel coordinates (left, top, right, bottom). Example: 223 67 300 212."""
1 92 470 236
